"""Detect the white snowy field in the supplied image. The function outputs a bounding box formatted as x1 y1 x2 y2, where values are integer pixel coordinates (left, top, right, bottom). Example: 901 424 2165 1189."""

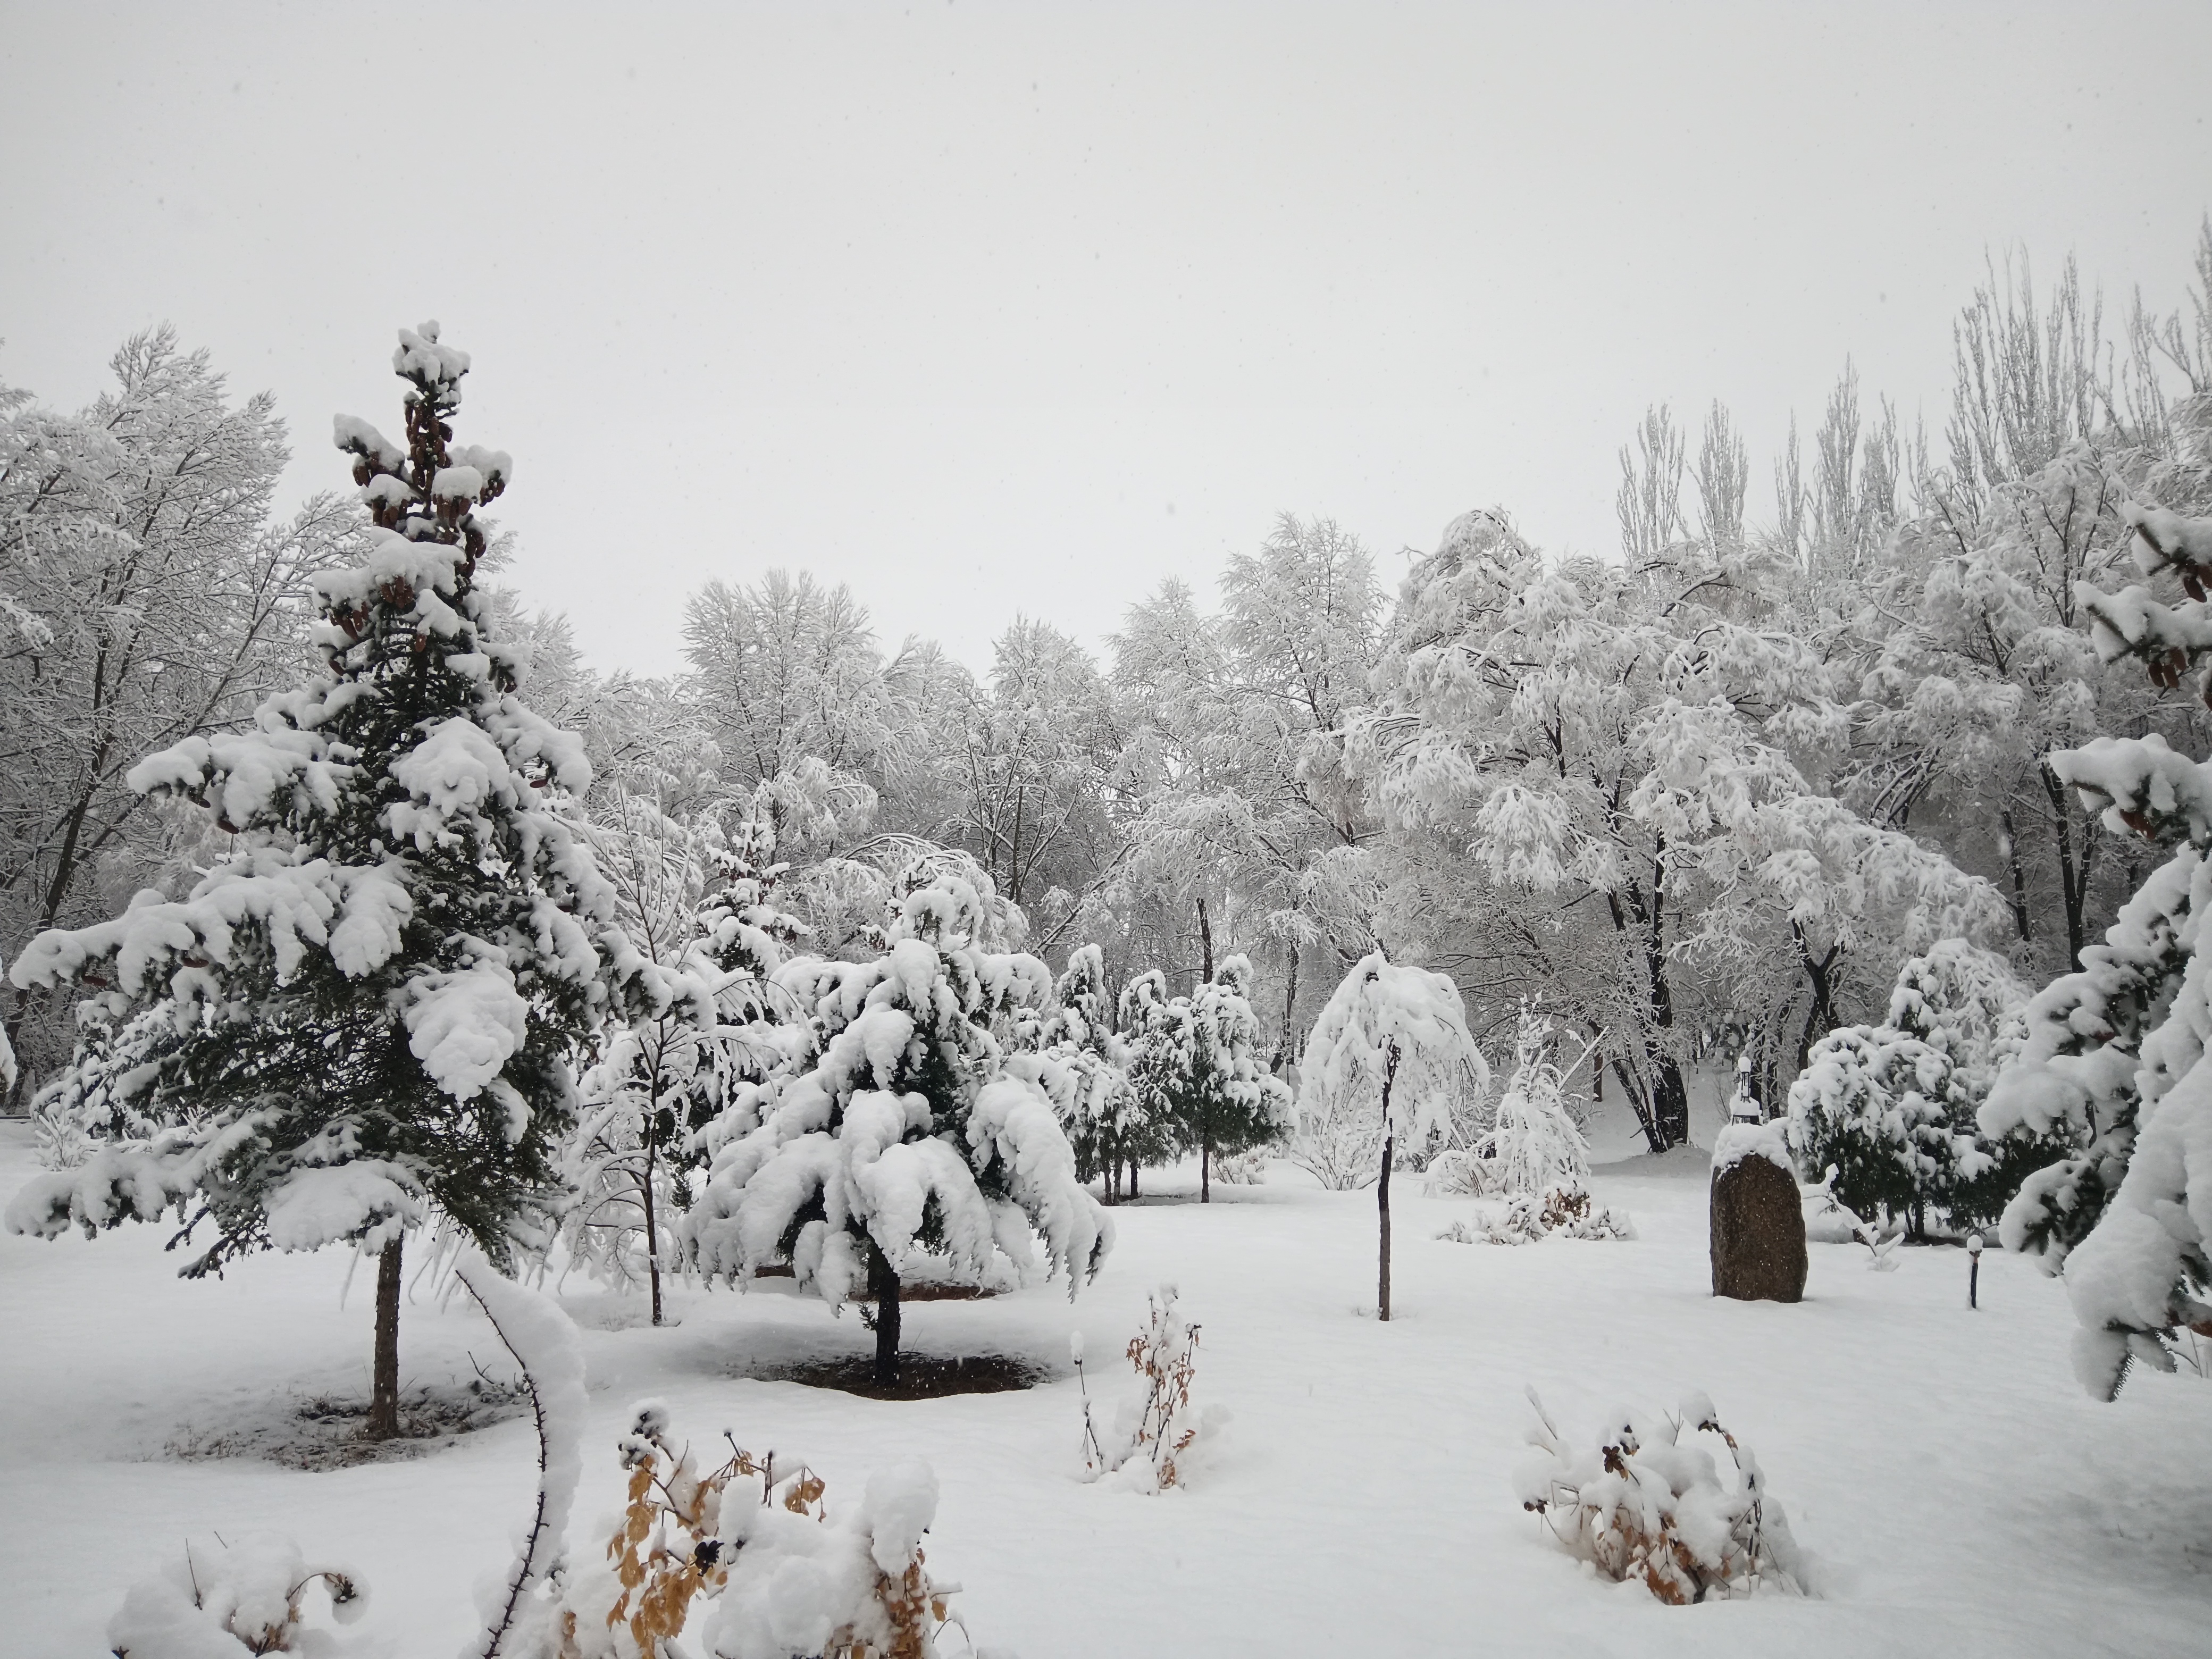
3 1117 2208 1658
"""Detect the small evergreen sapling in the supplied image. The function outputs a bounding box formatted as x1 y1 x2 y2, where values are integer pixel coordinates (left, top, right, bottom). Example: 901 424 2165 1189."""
1786 939 2025 1239
1122 956 1293 1202
5 325 667 1438
1301 952 1488 1319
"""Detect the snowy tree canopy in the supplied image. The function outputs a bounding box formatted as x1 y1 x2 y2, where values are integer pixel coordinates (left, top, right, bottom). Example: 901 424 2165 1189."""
1301 952 1489 1149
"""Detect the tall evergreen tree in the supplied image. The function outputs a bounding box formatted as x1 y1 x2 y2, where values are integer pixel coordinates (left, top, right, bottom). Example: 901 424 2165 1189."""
4 324 666 1437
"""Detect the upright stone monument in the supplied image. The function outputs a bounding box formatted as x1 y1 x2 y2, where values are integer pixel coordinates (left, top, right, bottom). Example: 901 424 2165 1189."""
1710 1120 1807 1302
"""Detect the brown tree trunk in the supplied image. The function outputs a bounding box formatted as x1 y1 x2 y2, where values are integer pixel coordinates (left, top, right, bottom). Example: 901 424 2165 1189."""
367 1235 403 1439
867 1235 902 1386
1197 896 1215 986
1129 1162 1140 1200
1201 1133 1211 1203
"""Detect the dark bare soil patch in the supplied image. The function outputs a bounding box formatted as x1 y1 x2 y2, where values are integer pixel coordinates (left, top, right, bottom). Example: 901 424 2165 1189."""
163 1372 532 1471
752 1351 1050 1400
751 1264 1000 1301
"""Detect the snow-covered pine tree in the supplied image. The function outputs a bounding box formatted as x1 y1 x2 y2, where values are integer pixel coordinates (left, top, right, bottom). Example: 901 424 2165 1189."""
682 864 1111 1384
1109 969 1184 1199
4 324 669 1437
1122 956 1293 1202
1787 1026 1958 1236
1979 488 2212 1393
1301 952 1488 1319
1009 942 1139 1203
1788 938 2027 1238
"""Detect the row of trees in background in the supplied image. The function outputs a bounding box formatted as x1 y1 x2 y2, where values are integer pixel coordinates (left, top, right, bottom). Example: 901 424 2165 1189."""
7 223 2212 1396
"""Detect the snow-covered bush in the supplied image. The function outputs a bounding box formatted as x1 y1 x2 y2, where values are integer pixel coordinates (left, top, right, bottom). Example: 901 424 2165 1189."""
1301 953 1489 1318
107 1534 366 1658
529 1402 971 1659
683 866 1110 1384
1075 1283 1226 1493
1439 1186 1635 1246
1517 1388 1809 1603
1209 1147 1269 1185
1288 1061 1387 1191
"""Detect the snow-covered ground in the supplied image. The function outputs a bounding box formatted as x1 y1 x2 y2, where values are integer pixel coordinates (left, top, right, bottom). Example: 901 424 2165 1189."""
3 1113 2208 1657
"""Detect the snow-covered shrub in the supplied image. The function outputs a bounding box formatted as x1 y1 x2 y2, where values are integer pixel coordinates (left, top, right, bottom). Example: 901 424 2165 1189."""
1517 1388 1809 1604
107 1534 366 1658
530 1401 969 1659
1075 1284 1226 1493
1209 1147 1268 1185
1287 1062 1386 1190
1421 1146 1496 1197
1437 1187 1634 1246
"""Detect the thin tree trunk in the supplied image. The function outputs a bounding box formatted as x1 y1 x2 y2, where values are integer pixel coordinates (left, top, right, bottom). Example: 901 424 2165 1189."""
1377 1132 1394 1322
1273 941 1300 1074
368 1235 403 1439
1129 1162 1140 1200
641 1136 663 1328
1201 1132 1211 1203
1998 808 2033 943
1196 896 1214 986
866 1235 902 1386
1378 1045 1399 1322
2041 760 2088 973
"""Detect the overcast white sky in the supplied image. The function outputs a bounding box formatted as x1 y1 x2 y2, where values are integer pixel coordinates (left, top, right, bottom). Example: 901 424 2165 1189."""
4 2 2208 680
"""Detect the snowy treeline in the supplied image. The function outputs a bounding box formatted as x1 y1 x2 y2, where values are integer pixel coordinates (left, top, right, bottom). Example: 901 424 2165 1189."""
10 236 2207 1163
8 225 2212 1398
